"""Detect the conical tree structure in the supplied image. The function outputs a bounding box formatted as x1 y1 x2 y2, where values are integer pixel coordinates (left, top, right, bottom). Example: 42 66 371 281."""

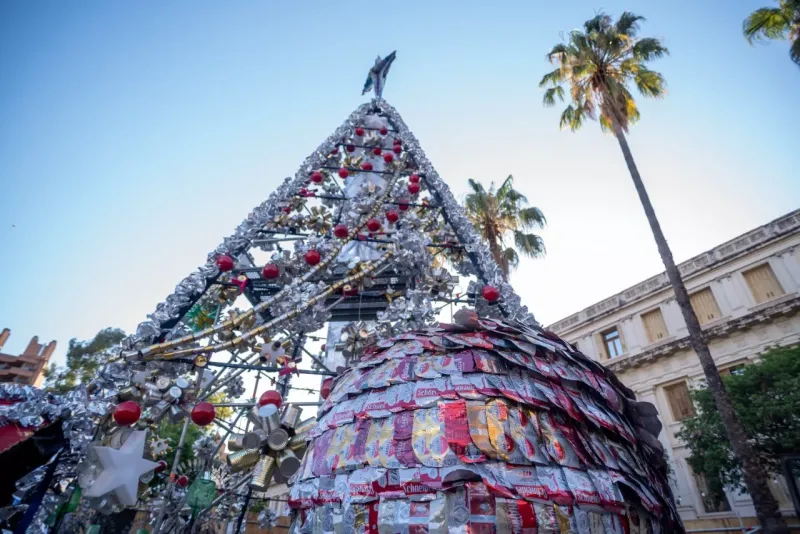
2 99 679 534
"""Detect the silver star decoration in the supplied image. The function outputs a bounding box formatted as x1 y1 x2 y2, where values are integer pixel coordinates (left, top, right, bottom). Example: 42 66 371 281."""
82 430 158 506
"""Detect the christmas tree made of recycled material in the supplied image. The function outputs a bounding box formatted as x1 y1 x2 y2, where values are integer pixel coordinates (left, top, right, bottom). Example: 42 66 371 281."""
1 52 681 534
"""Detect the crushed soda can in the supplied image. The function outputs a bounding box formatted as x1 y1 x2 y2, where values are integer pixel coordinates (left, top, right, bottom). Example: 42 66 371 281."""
495 497 538 533
537 412 582 468
563 467 603 511
450 375 487 400
378 499 409 534
466 482 497 534
507 466 549 502
508 406 550 465
486 398 529 465
443 400 485 463
412 406 456 467
466 401 498 458
587 469 625 513
537 465 574 506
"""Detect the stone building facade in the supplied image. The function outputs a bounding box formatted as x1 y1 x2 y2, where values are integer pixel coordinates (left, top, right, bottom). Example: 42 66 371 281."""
548 209 800 530
0 329 56 387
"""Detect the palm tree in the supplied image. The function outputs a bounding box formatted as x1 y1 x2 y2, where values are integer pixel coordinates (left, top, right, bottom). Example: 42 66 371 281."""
743 0 800 67
463 175 546 278
539 12 788 533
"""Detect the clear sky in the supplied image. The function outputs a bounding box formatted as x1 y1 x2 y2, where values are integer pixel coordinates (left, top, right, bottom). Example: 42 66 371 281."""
1 1 797 399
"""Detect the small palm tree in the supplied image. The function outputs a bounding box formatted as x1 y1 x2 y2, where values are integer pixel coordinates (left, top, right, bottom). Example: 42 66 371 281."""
463 175 546 278
743 0 800 67
540 12 788 533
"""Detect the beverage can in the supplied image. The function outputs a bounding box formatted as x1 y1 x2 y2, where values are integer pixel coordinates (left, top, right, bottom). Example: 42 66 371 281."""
466 482 496 534
472 350 506 374
466 401 497 458
378 500 410 534
466 374 501 397
587 469 625 513
366 417 389 467
508 407 550 465
563 467 602 511
450 375 486 400
414 356 443 379
535 502 558 533
443 400 485 463
486 398 528 464
507 466 549 502
537 412 581 468
536 465 574 505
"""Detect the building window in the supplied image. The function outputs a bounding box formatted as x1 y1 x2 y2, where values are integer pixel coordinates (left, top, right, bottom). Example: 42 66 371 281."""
719 364 745 378
743 263 785 304
690 288 722 325
641 308 669 344
692 472 731 513
664 381 695 422
601 327 624 359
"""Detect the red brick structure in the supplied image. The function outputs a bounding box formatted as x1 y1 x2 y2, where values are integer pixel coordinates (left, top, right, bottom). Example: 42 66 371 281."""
0 329 56 387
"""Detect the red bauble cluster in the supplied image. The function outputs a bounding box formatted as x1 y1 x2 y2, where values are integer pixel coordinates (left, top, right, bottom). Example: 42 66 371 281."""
393 138 401 146
383 153 394 163
355 127 365 137
177 475 190 488
362 162 373 171
392 144 402 154
262 263 280 280
216 255 234 272
334 224 349 239
113 401 141 426
482 285 501 302
191 402 216 426
320 378 334 400
305 249 321 265
366 218 381 232
346 144 356 153
258 389 283 408
311 171 323 183
408 182 421 194
379 126 388 135
398 200 410 211
386 210 399 223
409 174 420 183
155 460 168 473
338 168 349 179
372 147 382 156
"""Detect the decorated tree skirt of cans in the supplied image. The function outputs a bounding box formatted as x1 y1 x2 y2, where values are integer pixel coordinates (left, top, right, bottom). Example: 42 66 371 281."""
288 313 682 534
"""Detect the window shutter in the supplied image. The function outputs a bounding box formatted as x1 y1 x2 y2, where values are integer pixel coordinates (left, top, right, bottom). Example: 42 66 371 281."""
690 288 722 325
641 309 668 344
743 264 785 304
664 381 695 422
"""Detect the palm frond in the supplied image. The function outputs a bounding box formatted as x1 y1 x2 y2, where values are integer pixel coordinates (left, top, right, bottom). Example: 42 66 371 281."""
616 12 645 37
503 247 520 270
599 113 613 132
632 38 669 61
518 207 547 229
791 34 800 65
743 7 791 42
496 175 515 199
539 68 564 87
514 232 546 259
546 43 569 64
559 105 575 130
634 68 667 98
543 86 565 107
467 178 485 194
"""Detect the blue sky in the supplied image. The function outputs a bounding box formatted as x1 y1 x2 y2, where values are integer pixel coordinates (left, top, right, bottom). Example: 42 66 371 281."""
0 1 797 391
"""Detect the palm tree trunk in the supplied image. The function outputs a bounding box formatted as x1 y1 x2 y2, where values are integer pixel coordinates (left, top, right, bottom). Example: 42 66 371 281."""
612 126 788 534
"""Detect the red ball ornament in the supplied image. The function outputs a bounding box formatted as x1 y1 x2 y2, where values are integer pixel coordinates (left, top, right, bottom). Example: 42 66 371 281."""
334 224 349 239
380 127 388 135
409 174 420 183
372 147 382 156
362 162 373 171
113 401 141 426
177 475 190 488
383 153 394 163
320 378 334 400
482 285 501 302
258 390 283 408
155 460 168 473
398 200 410 211
305 249 321 265
393 138 401 146
366 218 381 232
191 402 216 426
262 263 280 280
392 144 402 154
338 168 349 179
346 144 356 153
216 255 234 272
386 210 399 223
311 171 323 183
408 182 421 195
355 127 365 136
